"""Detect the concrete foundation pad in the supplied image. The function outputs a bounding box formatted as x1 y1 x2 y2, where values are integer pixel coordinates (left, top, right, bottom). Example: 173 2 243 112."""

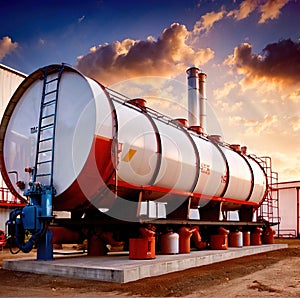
3 244 287 283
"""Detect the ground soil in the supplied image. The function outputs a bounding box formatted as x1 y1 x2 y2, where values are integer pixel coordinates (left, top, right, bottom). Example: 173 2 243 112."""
0 239 299 297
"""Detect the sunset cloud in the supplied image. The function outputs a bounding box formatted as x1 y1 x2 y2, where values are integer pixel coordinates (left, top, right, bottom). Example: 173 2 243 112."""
286 90 300 103
76 0 291 86
193 0 289 37
225 39 300 89
215 101 243 115
288 116 300 132
227 0 289 23
258 0 289 24
76 23 214 85
228 0 258 21
213 81 237 100
0 36 18 60
193 7 226 34
194 0 289 37
229 114 278 135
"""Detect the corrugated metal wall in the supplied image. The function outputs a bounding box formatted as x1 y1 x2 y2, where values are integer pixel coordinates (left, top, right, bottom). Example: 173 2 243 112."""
0 64 26 119
0 64 26 230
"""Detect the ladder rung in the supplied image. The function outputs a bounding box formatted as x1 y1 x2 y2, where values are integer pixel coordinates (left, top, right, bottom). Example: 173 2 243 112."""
41 113 55 120
37 159 52 165
40 137 53 142
45 90 57 96
40 123 54 130
38 148 52 154
33 65 65 185
43 99 57 107
36 173 51 177
46 78 59 84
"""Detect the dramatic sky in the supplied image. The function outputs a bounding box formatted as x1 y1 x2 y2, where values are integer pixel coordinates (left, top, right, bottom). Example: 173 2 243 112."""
1 0 300 182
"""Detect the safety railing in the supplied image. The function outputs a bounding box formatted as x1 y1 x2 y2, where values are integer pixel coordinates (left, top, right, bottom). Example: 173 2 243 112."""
0 187 25 207
277 229 297 238
250 155 280 226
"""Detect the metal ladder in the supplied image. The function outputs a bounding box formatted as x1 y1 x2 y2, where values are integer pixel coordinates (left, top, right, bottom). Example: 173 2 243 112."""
33 64 65 186
250 155 280 226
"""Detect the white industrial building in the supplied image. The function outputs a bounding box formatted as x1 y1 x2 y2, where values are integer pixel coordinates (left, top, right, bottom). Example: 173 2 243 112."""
272 181 300 238
0 64 27 230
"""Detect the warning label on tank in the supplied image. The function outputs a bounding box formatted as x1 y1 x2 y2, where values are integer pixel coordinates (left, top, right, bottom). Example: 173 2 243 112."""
200 163 210 175
122 148 137 162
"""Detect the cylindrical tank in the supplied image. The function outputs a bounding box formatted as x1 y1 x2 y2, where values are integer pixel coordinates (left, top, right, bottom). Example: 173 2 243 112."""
250 227 263 245
129 227 156 259
129 238 155 259
191 226 207 249
229 231 243 247
178 227 195 254
243 231 251 246
0 64 267 214
0 65 117 210
210 234 228 250
160 231 179 254
210 227 229 250
261 227 275 244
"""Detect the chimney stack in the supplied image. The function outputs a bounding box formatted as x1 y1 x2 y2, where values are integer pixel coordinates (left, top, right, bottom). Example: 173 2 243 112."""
198 71 207 134
186 67 200 128
186 67 207 133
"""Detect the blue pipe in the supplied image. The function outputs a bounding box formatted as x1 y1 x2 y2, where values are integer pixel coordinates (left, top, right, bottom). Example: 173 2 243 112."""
8 208 44 253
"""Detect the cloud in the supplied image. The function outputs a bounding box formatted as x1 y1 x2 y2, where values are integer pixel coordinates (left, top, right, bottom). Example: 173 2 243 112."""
229 114 278 135
228 0 259 21
193 0 289 37
76 23 214 85
213 81 237 100
193 7 226 35
75 1 291 85
225 39 300 89
288 116 300 132
0 36 18 60
249 114 278 135
194 0 289 36
258 0 289 24
267 150 300 182
286 89 300 103
215 100 243 114
111 76 188 111
227 0 289 24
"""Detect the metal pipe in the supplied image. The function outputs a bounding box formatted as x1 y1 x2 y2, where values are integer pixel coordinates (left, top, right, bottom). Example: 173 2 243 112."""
198 72 207 133
186 67 200 127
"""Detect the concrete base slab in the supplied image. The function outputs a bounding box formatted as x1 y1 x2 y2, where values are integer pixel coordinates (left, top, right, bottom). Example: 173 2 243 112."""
3 244 287 283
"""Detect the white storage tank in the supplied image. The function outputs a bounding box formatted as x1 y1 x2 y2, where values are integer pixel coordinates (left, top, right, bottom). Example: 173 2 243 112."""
0 64 267 216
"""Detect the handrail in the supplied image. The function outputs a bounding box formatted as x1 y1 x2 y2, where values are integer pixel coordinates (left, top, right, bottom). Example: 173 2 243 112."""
0 187 25 206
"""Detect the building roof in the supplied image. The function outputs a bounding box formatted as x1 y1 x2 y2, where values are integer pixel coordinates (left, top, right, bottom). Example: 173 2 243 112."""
0 63 27 78
275 180 300 189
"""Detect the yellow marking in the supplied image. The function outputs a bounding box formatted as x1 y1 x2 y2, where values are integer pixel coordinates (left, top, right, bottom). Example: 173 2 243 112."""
122 148 137 162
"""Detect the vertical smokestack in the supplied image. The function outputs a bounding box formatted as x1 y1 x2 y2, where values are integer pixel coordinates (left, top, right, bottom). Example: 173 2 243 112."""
198 72 207 134
186 67 200 127
186 67 207 133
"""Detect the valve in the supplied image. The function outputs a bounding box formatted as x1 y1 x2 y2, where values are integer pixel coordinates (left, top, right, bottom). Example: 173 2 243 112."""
25 167 34 173
16 181 25 190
